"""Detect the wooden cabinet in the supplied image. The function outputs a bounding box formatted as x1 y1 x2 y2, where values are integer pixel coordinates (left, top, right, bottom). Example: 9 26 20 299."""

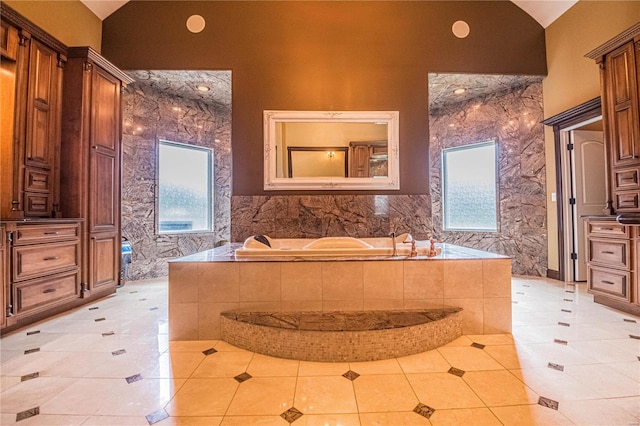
0 225 6 329
60 47 132 296
585 218 639 315
349 141 387 177
1 220 81 330
587 23 640 213
0 7 66 220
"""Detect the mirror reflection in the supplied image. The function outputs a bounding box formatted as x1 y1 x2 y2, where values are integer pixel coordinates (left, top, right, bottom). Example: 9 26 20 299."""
264 111 399 190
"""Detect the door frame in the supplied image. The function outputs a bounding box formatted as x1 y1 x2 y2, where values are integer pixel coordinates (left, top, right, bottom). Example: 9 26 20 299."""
542 97 603 281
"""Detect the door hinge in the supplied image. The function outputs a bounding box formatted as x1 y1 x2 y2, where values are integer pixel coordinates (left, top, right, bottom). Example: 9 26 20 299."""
567 143 574 151
570 252 578 260
569 198 576 205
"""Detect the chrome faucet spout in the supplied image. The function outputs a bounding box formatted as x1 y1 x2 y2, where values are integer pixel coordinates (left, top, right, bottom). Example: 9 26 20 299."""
389 232 397 256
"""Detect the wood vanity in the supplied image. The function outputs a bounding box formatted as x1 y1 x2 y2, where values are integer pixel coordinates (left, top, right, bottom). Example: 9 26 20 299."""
0 4 133 333
584 23 640 315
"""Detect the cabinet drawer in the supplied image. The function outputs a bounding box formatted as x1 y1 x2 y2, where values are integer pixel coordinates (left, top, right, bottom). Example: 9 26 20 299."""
615 191 640 211
589 239 630 269
13 241 79 281
586 221 629 238
24 168 50 193
14 271 80 316
14 223 79 245
614 167 640 190
24 193 50 217
588 266 630 301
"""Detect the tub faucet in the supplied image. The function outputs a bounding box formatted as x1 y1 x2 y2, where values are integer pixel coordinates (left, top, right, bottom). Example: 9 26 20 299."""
389 232 397 256
390 232 413 256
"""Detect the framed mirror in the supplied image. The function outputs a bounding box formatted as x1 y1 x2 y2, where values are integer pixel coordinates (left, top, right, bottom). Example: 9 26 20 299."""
264 110 400 190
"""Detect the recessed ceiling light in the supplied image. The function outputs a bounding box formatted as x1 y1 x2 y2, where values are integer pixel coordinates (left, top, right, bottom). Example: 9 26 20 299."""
452 20 470 38
453 87 467 95
196 85 210 92
186 15 206 33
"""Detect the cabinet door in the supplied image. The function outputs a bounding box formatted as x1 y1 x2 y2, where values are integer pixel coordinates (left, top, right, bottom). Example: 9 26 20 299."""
0 226 5 328
89 232 118 289
606 41 640 168
89 66 121 233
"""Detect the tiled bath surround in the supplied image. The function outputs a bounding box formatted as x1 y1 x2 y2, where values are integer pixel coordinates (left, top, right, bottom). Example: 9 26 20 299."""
168 244 512 340
429 74 547 276
121 71 232 280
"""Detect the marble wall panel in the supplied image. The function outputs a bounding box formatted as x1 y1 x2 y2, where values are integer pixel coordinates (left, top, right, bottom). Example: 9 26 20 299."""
121 77 232 280
429 80 547 276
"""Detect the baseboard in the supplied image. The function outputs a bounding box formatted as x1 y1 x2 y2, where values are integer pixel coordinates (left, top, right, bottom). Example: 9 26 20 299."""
546 269 561 280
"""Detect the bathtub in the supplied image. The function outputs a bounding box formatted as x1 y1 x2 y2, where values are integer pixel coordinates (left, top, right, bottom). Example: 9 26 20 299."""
235 235 440 258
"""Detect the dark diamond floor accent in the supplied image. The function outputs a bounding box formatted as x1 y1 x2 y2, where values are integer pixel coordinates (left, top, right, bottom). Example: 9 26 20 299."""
516 292 525 295
94 318 106 322
523 284 530 287
16 407 39 422
280 407 304 423
565 290 575 294
112 349 126 356
413 403 436 419
24 348 40 355
234 372 252 383
538 396 559 410
202 348 217 356
624 318 637 323
149 307 158 311
630 335 640 340
448 367 465 377
89 307 99 310
512 301 518 304
26 330 40 336
130 291 138 293
102 331 115 336
563 299 573 302
126 373 143 384
21 372 39 382
145 409 169 425
561 309 572 313
342 370 360 381
558 322 570 327
547 362 564 371
139 298 147 301
471 342 485 349
554 339 568 345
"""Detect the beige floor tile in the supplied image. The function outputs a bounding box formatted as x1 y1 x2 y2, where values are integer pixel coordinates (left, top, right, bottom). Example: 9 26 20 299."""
511 367 603 402
41 352 114 378
295 413 361 425
294 376 358 414
164 378 239 416
39 378 128 415
0 377 77 414
82 351 163 379
220 415 288 425
168 340 220 352
463 370 539 407
429 407 501 426
0 375 21 392
608 360 640 381
213 341 252 352
0 350 73 377
563 363 640 398
10 414 88 425
609 396 640 419
247 353 300 377
359 411 430 425
490 404 574 425
141 351 205 378
559 399 640 425
465 334 514 346
190 351 253 378
82 416 150 425
225 377 296 416
353 374 418 413
0 413 15 425
407 373 484 409
96 378 185 416
397 350 451 374
155 417 223 425
482 343 536 370
439 336 473 347
349 358 403 375
298 361 350 377
436 346 504 371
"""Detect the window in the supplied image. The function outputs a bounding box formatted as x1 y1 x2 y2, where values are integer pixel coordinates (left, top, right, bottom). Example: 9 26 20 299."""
158 140 213 233
442 140 497 231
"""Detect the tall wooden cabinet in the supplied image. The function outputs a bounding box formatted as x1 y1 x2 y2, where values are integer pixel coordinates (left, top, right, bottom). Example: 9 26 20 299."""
585 23 640 315
60 47 133 297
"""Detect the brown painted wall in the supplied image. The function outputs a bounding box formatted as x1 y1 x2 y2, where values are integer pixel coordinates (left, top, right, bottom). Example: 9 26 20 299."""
102 1 546 195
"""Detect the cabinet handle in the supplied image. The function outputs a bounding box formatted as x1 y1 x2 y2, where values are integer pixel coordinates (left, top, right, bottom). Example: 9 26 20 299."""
599 227 614 231
43 256 59 261
92 146 99 150
42 288 56 294
600 251 615 254
44 231 59 235
601 280 615 285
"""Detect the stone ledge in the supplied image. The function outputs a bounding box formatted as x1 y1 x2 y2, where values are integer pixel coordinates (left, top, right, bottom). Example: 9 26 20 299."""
220 308 463 362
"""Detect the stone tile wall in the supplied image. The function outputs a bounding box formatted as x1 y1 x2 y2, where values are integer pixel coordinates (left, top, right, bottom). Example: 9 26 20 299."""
121 78 232 280
429 80 547 276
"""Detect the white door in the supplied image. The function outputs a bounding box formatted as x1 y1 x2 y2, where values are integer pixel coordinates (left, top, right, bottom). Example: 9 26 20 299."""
572 130 605 281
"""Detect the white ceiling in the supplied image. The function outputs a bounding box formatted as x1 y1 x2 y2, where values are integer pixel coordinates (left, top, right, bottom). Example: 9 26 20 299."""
81 0 578 28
